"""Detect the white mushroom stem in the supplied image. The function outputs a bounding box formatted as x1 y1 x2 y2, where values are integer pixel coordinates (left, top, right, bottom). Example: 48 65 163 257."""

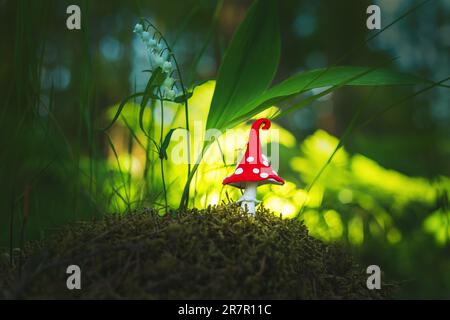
238 182 259 215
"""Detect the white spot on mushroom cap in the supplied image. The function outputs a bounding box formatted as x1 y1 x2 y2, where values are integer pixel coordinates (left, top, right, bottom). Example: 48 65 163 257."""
235 168 243 174
260 172 269 178
263 160 269 166
262 154 268 161
253 168 260 174
246 156 254 162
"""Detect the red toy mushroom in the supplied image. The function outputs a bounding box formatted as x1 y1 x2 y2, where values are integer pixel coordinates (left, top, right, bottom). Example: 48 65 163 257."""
223 118 285 214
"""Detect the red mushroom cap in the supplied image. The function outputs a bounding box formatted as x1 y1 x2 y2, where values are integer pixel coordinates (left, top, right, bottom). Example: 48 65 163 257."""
223 118 285 189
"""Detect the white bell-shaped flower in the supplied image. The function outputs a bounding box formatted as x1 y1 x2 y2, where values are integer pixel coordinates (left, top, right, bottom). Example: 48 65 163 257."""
133 23 143 34
152 54 165 68
162 61 173 73
163 77 175 88
134 22 180 101
141 31 151 42
146 38 157 49
154 42 164 54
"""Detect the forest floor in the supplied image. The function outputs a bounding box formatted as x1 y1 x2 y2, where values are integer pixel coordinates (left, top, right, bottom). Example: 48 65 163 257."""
0 205 391 299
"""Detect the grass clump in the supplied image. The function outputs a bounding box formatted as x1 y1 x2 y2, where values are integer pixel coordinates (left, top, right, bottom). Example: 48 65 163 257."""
0 205 390 299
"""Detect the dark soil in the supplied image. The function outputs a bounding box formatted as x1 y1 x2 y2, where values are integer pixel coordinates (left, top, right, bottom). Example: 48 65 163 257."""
0 205 390 299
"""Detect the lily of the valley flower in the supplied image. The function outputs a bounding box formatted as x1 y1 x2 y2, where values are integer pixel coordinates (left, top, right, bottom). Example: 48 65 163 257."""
133 23 143 34
133 23 179 100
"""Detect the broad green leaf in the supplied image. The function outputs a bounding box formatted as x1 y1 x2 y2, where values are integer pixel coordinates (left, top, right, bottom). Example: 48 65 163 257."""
264 66 425 98
205 0 280 131
159 127 182 160
225 66 427 128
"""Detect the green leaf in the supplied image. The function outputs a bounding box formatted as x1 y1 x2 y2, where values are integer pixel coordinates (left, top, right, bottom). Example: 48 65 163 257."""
101 68 167 132
101 92 144 131
174 91 193 103
265 66 424 97
205 0 280 131
225 66 427 128
159 127 182 160
139 67 166 136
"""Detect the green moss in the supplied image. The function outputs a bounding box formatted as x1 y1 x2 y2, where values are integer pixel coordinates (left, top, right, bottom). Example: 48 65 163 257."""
0 205 391 299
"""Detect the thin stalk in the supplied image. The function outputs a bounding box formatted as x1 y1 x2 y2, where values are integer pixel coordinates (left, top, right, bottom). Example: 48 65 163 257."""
181 82 191 208
106 133 131 212
9 185 15 266
192 166 200 208
127 125 133 201
19 183 30 275
144 99 157 198
158 91 168 213
214 138 227 206
179 143 211 209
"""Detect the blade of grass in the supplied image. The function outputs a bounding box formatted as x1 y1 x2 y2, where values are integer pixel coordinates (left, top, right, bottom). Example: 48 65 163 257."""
172 0 208 45
18 183 31 274
295 88 376 219
186 0 224 85
359 77 450 128
159 127 182 160
101 92 145 131
105 133 131 212
9 185 15 266
157 91 168 213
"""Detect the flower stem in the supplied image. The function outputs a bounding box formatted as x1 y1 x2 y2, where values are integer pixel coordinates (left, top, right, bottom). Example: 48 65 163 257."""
159 92 168 213
144 19 191 209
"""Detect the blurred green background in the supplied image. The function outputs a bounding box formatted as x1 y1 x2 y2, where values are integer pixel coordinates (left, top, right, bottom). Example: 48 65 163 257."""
1 0 449 298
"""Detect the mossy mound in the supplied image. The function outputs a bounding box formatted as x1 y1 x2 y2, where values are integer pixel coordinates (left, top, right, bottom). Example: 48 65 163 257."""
0 205 389 299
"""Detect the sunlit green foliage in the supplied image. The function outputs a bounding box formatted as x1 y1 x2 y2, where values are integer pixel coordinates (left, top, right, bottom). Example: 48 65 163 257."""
290 129 448 245
95 81 449 248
